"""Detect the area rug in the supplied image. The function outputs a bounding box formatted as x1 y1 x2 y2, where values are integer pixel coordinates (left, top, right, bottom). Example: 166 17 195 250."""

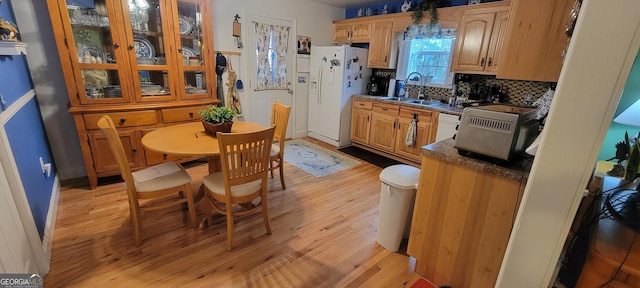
337 145 402 168
283 139 360 177
411 278 438 288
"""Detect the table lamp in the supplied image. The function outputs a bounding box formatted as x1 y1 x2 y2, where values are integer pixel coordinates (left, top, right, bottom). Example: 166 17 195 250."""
605 98 640 233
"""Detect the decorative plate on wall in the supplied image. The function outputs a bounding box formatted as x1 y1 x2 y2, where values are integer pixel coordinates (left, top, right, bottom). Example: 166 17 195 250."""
178 15 193 35
134 37 155 58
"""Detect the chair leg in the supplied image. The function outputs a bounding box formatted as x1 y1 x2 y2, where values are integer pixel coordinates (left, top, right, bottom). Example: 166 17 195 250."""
269 160 275 179
278 156 286 190
261 189 271 235
225 202 234 251
204 193 213 229
130 205 143 246
184 184 197 228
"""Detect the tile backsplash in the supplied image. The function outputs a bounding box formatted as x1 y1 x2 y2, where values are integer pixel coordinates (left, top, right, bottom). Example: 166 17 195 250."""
374 70 556 106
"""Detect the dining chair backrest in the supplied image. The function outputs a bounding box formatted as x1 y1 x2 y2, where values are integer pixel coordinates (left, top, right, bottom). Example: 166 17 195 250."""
217 127 275 194
268 102 291 189
97 115 136 194
271 102 291 144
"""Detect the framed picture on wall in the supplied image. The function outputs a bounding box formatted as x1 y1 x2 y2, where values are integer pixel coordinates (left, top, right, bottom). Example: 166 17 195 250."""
297 35 311 54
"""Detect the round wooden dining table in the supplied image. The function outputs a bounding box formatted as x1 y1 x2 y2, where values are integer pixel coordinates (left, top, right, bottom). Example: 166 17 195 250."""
142 121 267 173
142 121 268 229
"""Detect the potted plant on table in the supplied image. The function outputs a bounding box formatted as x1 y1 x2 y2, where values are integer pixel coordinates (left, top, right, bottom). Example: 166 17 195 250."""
199 105 237 136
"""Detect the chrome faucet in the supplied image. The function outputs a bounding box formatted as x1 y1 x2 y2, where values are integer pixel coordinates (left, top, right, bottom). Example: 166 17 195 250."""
405 72 426 100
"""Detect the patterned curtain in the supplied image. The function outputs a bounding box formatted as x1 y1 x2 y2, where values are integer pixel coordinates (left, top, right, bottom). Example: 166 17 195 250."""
404 23 456 40
254 22 290 91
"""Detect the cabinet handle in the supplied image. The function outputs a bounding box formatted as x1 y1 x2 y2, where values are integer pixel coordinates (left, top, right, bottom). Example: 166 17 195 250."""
488 58 493 67
481 57 485 66
385 56 387 62
128 44 135 50
119 118 126 124
132 148 137 152
162 153 168 160
178 47 183 53
189 111 194 118
113 43 120 49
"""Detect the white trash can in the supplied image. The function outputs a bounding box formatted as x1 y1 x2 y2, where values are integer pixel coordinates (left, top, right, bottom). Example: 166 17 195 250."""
376 164 420 252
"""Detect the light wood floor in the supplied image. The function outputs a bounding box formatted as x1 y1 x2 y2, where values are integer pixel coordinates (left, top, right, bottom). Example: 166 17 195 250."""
45 137 422 287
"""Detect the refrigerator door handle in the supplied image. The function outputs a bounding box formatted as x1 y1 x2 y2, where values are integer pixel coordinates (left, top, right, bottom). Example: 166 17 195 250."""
317 65 323 105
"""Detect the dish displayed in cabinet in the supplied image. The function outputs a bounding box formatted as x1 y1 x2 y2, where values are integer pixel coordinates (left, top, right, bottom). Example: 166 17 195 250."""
77 45 104 63
181 46 197 57
134 37 155 58
178 15 193 35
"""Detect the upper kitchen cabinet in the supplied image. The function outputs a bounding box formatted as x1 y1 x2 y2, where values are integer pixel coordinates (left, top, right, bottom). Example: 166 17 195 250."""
368 19 397 69
497 0 575 82
451 1 510 74
46 0 217 189
333 20 371 43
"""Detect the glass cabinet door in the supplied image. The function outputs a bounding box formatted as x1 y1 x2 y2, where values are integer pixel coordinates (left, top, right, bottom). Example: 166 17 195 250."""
176 0 212 99
124 0 176 102
65 0 132 104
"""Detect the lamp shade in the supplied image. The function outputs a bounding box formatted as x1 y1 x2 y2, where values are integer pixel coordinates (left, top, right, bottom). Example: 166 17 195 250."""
614 99 640 127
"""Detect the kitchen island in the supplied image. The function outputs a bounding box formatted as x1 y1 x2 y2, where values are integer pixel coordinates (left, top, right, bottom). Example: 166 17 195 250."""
407 138 531 288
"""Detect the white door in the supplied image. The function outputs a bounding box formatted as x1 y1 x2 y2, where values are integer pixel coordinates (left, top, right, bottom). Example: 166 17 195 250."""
247 15 295 138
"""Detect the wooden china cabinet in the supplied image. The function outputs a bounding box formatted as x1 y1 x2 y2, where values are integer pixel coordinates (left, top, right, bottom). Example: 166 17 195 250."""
46 0 218 189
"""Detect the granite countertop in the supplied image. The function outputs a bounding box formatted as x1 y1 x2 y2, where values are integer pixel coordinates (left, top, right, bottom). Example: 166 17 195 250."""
421 138 532 182
353 95 464 116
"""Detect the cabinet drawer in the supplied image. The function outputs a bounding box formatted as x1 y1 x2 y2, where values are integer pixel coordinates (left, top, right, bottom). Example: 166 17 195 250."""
353 99 373 110
373 102 399 116
84 110 158 130
399 107 433 123
162 105 208 123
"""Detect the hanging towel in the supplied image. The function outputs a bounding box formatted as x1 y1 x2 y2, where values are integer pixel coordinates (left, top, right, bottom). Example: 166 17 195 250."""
225 54 243 115
406 118 417 147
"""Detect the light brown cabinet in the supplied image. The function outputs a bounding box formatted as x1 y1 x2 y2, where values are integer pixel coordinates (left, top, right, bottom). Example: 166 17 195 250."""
394 107 436 163
408 150 525 288
332 21 371 43
369 102 399 152
367 20 397 69
497 0 575 82
451 1 510 74
350 99 438 163
350 99 373 144
46 0 217 189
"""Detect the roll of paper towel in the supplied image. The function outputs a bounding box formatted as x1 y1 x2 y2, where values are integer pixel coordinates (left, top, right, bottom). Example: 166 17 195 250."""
387 79 396 96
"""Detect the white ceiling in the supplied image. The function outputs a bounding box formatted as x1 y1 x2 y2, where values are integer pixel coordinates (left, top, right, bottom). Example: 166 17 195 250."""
308 0 385 8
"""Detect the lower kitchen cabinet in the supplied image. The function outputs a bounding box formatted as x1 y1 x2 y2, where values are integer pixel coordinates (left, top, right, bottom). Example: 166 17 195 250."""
395 107 437 162
369 102 399 152
408 143 527 288
350 99 373 144
350 98 438 163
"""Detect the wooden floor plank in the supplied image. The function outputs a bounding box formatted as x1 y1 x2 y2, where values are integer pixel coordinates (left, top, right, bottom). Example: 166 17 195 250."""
45 137 421 287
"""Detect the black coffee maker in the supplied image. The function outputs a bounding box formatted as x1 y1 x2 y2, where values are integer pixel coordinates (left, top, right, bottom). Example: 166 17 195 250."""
367 75 389 96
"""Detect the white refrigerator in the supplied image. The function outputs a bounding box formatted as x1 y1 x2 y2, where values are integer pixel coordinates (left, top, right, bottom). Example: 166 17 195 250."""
308 45 371 147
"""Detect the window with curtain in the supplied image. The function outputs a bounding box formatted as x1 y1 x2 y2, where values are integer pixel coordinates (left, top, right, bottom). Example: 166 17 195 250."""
254 22 290 91
396 24 457 88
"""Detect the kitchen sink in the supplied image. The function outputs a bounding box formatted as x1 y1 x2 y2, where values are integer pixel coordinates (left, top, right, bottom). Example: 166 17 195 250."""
373 96 449 108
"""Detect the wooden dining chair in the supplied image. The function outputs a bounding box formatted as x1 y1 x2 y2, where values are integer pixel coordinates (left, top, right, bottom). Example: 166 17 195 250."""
97 115 197 246
269 102 291 189
203 126 275 251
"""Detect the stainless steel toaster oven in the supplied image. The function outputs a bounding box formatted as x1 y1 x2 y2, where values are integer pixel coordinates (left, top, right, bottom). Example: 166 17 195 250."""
454 105 540 161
